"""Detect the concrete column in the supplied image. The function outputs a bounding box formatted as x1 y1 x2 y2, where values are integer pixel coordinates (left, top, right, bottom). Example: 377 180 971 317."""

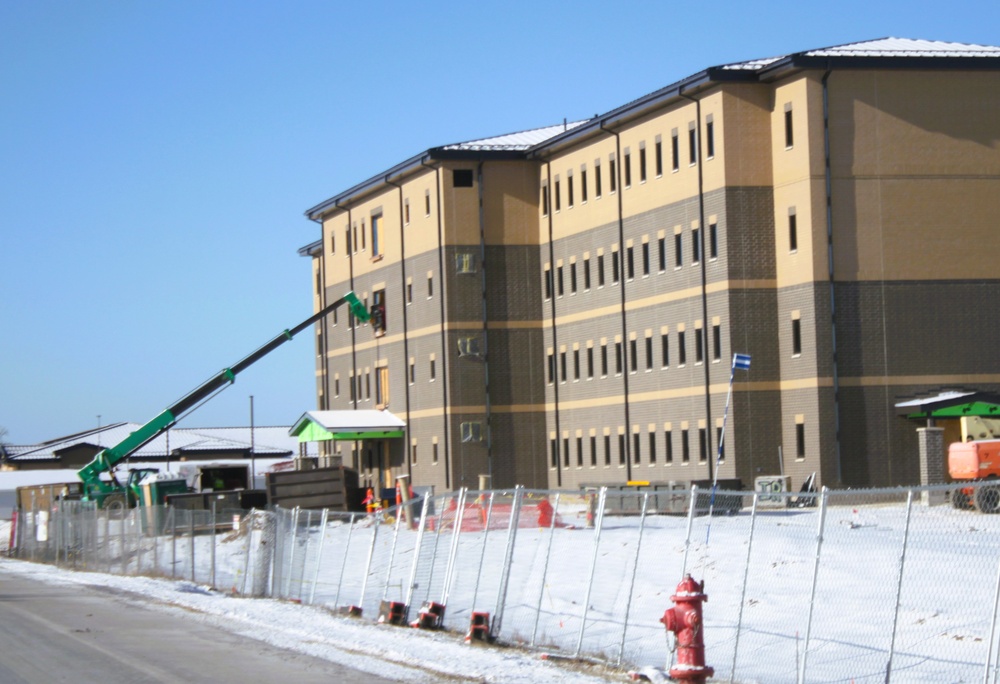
917 427 946 506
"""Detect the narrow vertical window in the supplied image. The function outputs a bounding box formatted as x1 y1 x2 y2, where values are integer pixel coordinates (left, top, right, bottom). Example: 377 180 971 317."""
665 429 673 463
658 237 666 272
792 318 802 356
675 233 683 267
409 359 415 384
577 436 584 467
615 341 623 375
567 172 574 208
671 131 680 171
427 273 433 298
692 228 701 264
645 336 653 370
541 184 549 216
678 330 687 365
547 351 555 385
560 350 567 383
570 262 577 294
633 432 641 464
642 242 650 276
706 117 715 158
573 348 580 381
649 431 657 464
557 264 564 297
619 433 626 465
784 104 794 148
612 247 620 284
601 343 608 377
639 144 647 183
709 223 718 260
689 124 698 165
604 434 612 466
655 136 663 176
629 338 638 373
598 254 606 287
581 167 588 203
695 327 704 364
584 257 591 290
329 232 335 254
404 199 411 224
610 155 617 193
682 429 690 462
587 346 594 379
796 422 806 458
661 332 670 368
626 245 634 280
595 161 603 198
713 323 721 362
425 191 431 216
544 266 552 300
789 209 798 252
623 149 632 188
563 437 570 467
699 428 708 461
371 213 382 257
590 435 597 466
430 357 436 381
555 178 561 212
360 218 366 250
551 439 559 468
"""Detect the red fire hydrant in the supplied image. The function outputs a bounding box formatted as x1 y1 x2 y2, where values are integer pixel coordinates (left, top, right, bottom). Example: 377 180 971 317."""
660 574 714 683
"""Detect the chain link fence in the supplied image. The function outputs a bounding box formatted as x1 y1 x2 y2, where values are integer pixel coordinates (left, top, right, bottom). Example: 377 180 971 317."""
11 481 1000 682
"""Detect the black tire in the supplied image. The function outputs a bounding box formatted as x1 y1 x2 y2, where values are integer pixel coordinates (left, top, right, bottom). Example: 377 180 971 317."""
974 485 1000 514
103 493 128 518
952 487 973 510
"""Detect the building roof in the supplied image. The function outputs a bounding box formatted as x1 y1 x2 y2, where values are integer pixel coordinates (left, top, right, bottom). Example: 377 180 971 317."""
301 37 1000 231
4 423 297 464
896 390 1000 419
290 410 406 442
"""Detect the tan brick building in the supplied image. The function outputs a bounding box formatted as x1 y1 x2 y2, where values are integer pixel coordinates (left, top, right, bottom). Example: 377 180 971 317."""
300 38 1000 495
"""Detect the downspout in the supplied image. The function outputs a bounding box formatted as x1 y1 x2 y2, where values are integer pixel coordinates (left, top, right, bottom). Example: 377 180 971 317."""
600 120 633 481
422 159 452 489
386 176 413 480
822 67 843 485
476 160 493 484
543 160 562 487
680 91 714 482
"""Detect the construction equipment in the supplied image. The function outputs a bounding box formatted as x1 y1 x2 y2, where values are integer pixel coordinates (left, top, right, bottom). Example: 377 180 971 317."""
76 292 372 510
948 439 1000 512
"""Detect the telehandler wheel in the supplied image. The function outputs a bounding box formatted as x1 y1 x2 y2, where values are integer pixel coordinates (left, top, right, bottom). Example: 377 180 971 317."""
103 493 128 519
974 485 1000 514
952 487 973 510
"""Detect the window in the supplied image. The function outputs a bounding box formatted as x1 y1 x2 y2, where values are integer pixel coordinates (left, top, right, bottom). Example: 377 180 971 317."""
429 357 436 381
557 264 564 297
624 149 631 187
661 332 670 367
796 422 806 458
604 434 612 466
609 155 617 192
360 218 366 250
365 372 371 400
695 327 704 364
709 223 718 260
629 338 638 373
349 373 356 402
784 105 794 148
626 245 634 280
335 375 340 397
407 281 413 304
645 336 653 370
682 429 690 462
371 213 382 257
792 318 802 356
658 237 666 272
577 436 584 467
615 341 623 375
428 273 434 298
671 131 680 171
550 439 559 468
706 117 715 158
639 145 647 183
587 346 594 379
584 257 591 290
678 330 687 365
570 262 577 294
544 266 552 300
649 432 657 464
409 359 415 384
675 233 683 267
619 433 626 465
601 343 608 377
547 351 555 384
692 228 701 264
404 199 411 225
699 428 708 462
581 167 588 203
612 247 620 284
433 441 439 464
555 178 561 212
425 191 431 216
376 366 389 407
633 432 641 464
573 348 580 381
541 184 549 216
590 435 597 466
560 350 567 383
655 137 663 176
713 323 721 362
348 224 355 253
329 231 335 254
454 169 474 187
665 428 673 463
689 124 698 165
595 161 603 198
567 172 574 208
597 254 606 287
789 209 798 252
411 444 417 465
372 289 386 336
642 241 650 276
563 437 570 467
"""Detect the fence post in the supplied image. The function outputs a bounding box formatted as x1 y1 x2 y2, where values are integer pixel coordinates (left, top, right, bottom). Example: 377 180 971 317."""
798 486 829 684
491 485 524 640
297 509 314 602
170 507 176 580
120 509 128 576
309 508 330 606
404 496 432 611
357 511 382 613
617 491 649 666
381 505 405 602
730 492 760 684
531 492 561 648
470 492 496 610
574 486 607 657
284 507 300 599
440 488 468 609
334 512 357 609
682 484 698 577
188 510 196 583
210 499 217 589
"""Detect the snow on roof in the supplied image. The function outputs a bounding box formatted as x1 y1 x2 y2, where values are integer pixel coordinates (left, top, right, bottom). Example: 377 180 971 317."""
291 410 406 435
440 121 589 152
719 37 1000 71
5 424 297 463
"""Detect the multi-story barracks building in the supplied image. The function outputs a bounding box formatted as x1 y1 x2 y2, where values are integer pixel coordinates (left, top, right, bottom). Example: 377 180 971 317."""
298 38 1000 496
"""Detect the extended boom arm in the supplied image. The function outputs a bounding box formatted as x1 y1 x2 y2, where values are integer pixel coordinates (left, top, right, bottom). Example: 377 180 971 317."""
78 291 369 490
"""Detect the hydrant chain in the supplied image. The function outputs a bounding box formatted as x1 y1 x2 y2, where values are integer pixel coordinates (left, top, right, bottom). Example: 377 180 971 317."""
660 574 714 684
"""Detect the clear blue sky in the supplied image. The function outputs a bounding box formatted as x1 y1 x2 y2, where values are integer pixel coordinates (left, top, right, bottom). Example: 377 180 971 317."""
2 1 997 445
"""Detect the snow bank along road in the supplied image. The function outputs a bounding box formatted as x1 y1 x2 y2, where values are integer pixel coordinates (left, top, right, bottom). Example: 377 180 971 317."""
0 557 620 684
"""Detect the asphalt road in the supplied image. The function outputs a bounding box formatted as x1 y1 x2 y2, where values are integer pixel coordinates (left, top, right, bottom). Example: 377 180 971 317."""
0 571 401 684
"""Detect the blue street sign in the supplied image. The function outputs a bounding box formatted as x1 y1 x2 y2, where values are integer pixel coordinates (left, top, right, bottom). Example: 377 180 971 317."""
733 353 751 370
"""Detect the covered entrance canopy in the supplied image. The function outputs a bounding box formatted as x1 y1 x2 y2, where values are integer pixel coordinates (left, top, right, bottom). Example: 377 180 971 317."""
895 390 1000 421
289 410 406 441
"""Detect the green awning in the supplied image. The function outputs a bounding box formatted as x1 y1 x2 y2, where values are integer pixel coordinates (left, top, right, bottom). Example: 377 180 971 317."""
896 391 1000 419
289 410 406 442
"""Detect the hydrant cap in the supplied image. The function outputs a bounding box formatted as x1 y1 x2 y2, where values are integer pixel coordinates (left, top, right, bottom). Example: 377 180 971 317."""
671 574 707 602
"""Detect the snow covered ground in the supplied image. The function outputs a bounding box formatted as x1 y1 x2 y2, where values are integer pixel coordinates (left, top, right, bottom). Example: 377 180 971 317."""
0 533 620 684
